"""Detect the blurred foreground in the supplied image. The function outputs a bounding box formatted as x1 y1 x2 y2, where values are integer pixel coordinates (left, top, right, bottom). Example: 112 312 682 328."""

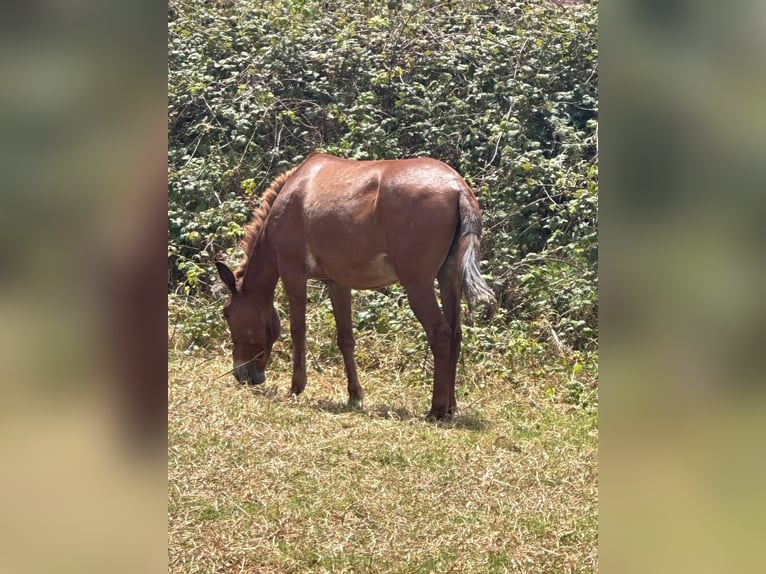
0 2 166 572
602 0 766 571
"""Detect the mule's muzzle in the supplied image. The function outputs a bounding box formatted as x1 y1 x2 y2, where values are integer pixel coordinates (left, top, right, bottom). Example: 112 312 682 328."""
233 364 266 385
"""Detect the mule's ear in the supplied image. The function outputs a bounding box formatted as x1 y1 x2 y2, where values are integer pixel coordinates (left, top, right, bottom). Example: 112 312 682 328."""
215 261 237 293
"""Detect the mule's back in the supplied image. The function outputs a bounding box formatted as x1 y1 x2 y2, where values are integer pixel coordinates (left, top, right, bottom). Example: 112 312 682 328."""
268 154 464 288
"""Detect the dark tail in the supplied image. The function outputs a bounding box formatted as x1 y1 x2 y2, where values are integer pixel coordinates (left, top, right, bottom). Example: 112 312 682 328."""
457 188 496 310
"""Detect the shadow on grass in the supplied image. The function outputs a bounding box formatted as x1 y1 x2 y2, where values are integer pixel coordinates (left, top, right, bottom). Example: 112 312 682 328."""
308 398 489 431
311 398 367 415
229 379 491 431
310 399 416 422
439 410 490 431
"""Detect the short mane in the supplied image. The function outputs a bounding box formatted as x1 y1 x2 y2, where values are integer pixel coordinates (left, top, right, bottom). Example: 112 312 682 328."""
235 166 299 278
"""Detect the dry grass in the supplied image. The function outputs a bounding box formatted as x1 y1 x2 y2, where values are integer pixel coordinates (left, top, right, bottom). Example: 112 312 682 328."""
169 348 597 573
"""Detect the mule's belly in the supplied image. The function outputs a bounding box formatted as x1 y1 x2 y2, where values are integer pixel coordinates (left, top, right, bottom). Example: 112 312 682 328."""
306 250 399 289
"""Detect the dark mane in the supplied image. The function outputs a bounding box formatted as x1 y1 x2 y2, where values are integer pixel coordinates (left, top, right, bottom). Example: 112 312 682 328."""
235 166 298 278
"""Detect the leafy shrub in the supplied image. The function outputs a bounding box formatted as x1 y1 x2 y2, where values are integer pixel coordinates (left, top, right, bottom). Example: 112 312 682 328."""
168 0 598 361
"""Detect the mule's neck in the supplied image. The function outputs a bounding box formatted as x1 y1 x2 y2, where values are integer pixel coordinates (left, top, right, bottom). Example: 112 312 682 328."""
240 229 279 303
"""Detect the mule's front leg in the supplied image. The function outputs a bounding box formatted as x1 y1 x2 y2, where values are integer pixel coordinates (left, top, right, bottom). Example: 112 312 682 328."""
286 286 308 397
327 282 363 405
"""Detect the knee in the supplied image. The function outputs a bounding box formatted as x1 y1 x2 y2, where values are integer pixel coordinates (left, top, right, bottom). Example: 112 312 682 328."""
428 323 452 352
337 331 355 352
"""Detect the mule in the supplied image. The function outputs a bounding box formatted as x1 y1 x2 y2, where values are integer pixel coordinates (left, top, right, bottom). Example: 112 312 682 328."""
216 152 495 420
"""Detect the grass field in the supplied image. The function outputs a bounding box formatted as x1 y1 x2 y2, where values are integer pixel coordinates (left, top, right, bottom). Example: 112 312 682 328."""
169 331 597 573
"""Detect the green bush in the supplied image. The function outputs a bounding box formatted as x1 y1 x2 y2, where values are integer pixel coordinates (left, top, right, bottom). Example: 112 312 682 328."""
168 0 598 357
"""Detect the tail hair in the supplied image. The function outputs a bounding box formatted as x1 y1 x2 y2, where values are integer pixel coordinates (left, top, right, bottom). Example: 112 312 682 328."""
458 191 496 310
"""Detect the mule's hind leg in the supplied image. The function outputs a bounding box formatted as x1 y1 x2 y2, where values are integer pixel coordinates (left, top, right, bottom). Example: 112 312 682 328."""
327 281 363 405
403 281 453 420
437 260 462 416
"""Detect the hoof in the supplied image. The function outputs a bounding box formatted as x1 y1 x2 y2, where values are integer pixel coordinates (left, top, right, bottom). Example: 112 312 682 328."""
348 396 363 409
426 409 452 422
426 407 455 422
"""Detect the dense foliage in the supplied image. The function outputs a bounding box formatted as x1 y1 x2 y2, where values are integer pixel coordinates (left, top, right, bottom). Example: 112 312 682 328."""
168 0 597 360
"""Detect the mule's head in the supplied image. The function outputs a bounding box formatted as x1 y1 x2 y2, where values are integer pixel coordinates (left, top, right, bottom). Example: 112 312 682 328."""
216 261 281 385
